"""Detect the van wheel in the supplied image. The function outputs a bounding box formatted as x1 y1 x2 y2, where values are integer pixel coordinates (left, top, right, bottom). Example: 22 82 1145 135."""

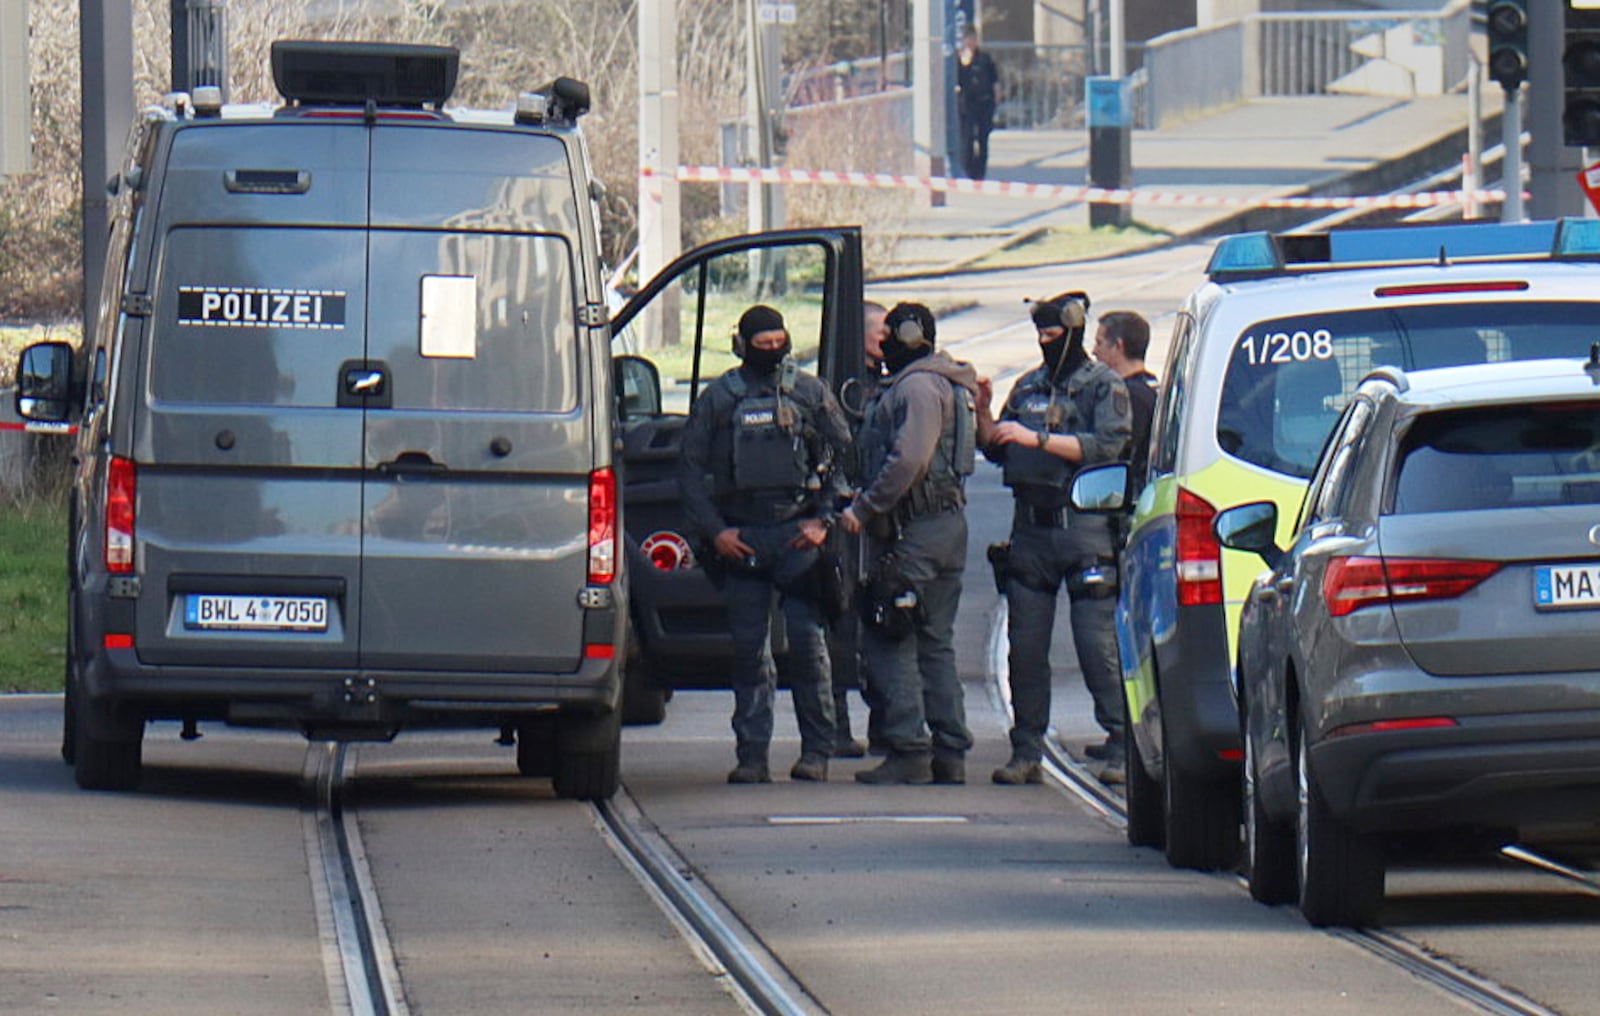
621 629 667 727
73 696 143 792
552 708 621 801
1243 699 1296 904
514 715 559 779
1161 710 1241 871
61 603 79 765
1296 721 1384 927
1124 736 1164 848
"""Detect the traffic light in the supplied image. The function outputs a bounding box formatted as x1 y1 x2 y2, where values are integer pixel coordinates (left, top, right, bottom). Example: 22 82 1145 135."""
1564 2 1600 147
1487 0 1530 90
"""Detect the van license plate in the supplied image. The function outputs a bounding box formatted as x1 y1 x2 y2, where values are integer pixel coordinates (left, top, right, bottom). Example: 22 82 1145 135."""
1534 565 1600 611
184 595 329 631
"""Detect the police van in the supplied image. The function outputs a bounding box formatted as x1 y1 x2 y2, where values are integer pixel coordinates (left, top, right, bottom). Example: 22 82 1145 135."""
1115 219 1600 869
14 41 865 796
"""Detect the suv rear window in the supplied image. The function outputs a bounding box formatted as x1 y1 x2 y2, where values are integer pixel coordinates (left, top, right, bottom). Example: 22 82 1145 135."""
1392 402 1600 513
1216 302 1600 478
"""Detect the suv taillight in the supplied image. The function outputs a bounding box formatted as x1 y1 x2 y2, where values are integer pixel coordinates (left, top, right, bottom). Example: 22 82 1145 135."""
1175 487 1222 606
588 467 617 585
106 456 137 573
1323 556 1500 617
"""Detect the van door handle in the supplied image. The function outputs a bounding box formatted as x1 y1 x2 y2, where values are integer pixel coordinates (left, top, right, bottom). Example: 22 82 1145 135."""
379 451 446 475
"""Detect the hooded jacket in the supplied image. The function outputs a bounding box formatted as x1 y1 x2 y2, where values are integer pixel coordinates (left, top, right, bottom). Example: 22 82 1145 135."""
852 350 981 522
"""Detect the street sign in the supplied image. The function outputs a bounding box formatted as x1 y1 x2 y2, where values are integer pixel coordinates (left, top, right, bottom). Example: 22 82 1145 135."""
1578 159 1600 214
756 2 796 24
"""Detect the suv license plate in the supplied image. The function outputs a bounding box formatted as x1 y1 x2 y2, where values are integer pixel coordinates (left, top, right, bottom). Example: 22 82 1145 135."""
184 595 329 631
1533 565 1600 611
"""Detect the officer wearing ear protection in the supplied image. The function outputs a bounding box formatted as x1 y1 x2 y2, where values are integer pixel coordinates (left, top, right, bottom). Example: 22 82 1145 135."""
976 292 1132 786
841 302 982 785
679 305 853 785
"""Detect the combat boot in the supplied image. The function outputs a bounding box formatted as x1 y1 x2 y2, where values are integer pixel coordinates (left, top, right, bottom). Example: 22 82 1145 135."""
854 750 934 785
931 751 966 785
832 738 868 759
727 762 772 784
991 757 1043 785
789 754 829 782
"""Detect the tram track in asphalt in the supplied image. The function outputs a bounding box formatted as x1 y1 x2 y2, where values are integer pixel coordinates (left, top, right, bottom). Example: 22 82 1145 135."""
986 605 1575 1016
304 739 821 1016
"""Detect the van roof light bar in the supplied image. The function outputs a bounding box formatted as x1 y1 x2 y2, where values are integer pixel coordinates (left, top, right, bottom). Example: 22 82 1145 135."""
271 40 459 109
1208 219 1600 282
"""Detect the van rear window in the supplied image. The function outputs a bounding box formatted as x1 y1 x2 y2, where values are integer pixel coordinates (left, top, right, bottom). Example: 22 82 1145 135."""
1393 402 1600 513
1216 302 1600 479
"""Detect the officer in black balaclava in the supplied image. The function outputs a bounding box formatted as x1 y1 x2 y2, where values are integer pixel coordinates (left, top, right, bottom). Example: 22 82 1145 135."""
678 305 853 785
841 302 983 785
975 292 1133 786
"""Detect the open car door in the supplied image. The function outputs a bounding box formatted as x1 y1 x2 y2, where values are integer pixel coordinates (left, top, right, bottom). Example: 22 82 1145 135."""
610 229 866 724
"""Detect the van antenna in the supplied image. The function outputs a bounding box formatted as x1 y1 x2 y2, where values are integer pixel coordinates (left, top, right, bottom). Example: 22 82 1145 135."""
1586 342 1600 385
1437 245 1448 267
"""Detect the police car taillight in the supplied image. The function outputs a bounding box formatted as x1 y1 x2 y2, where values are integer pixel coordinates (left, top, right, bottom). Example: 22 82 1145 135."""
106 456 136 574
588 468 617 585
1175 487 1222 606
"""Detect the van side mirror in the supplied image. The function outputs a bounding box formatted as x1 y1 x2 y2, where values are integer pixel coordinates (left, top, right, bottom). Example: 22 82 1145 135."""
15 342 76 423
1214 501 1284 569
614 354 662 420
1069 463 1129 513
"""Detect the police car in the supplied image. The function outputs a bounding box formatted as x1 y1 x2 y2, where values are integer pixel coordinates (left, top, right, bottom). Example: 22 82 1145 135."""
1116 218 1600 870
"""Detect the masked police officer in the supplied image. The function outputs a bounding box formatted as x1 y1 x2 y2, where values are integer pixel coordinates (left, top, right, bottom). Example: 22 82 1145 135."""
679 305 853 784
841 303 982 785
977 293 1132 785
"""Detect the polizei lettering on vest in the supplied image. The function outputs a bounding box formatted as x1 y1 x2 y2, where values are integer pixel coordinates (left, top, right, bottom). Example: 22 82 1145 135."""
177 286 347 329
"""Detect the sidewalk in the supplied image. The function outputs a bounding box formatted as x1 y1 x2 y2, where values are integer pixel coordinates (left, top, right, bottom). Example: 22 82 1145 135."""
882 92 1494 278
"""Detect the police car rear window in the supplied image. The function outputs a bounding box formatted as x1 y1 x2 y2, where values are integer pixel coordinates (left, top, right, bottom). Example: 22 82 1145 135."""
1216 302 1600 479
1393 402 1600 513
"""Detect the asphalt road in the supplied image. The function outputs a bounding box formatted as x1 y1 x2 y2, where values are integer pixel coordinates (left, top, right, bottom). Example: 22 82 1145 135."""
5 246 1600 1014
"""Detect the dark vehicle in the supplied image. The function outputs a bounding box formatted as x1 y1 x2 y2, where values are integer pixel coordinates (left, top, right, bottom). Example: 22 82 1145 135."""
14 41 864 797
1217 355 1600 927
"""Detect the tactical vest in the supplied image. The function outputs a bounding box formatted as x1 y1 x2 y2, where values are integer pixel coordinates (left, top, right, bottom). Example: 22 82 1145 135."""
720 361 822 497
1001 362 1105 493
861 371 976 518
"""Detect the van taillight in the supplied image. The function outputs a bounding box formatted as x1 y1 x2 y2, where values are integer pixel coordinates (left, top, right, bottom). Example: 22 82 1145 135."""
1175 487 1222 606
106 456 136 574
588 467 617 585
1323 556 1500 617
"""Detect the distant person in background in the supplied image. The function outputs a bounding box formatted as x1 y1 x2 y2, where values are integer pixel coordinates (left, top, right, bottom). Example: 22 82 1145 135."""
1091 311 1158 500
955 25 1000 181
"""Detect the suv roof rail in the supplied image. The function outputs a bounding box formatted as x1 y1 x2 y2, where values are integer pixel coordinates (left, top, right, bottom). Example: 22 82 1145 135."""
1207 218 1600 282
1361 365 1410 393
271 40 460 109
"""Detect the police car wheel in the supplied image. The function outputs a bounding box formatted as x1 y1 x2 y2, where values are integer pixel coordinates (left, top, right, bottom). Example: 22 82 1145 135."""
552 708 622 801
621 625 667 727
1160 707 1241 872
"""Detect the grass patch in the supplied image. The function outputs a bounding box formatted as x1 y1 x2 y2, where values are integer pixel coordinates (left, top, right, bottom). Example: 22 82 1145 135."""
963 222 1172 272
0 497 67 693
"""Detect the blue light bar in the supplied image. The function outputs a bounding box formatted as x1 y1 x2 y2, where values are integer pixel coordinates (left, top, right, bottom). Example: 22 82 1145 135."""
1206 232 1281 279
1325 221 1556 263
1553 218 1600 258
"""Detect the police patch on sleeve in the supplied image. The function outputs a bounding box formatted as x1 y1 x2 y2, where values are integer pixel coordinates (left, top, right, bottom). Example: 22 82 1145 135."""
177 286 346 329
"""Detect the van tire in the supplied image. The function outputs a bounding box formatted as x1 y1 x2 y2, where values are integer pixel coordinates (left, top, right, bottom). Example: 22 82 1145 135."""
1161 709 1241 871
552 708 621 800
621 628 667 726
73 697 143 792
514 715 559 779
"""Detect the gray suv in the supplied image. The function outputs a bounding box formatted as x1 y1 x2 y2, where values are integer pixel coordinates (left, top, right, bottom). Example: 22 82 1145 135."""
1216 353 1600 927
14 41 865 798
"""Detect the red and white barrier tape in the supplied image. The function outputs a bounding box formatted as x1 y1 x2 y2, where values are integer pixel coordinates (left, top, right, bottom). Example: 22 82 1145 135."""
645 165 1508 211
0 420 76 435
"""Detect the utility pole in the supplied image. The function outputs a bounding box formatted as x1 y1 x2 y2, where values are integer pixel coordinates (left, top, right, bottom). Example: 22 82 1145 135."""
912 0 948 206
1529 0 1584 217
637 0 681 348
170 1 230 100
745 0 786 237
1 0 28 177
80 1 134 332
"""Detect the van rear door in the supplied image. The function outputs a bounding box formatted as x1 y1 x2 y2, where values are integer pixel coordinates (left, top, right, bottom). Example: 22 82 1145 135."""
135 124 370 669
358 127 590 673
